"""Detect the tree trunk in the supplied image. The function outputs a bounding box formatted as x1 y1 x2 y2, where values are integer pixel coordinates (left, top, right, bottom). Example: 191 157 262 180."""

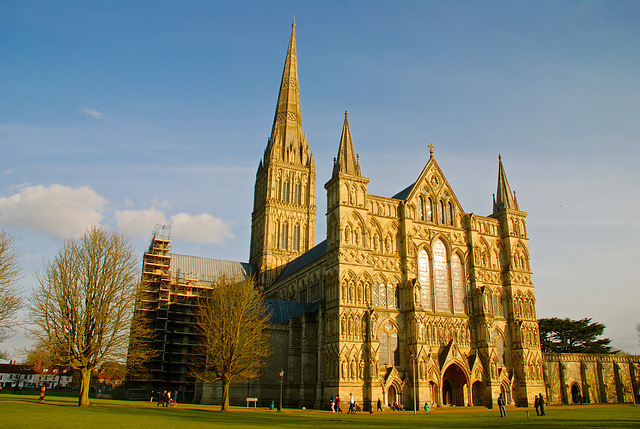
78 368 91 407
221 379 230 411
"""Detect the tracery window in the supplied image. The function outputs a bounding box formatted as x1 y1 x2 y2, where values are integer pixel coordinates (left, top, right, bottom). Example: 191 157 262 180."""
418 196 425 220
378 323 399 367
433 239 451 312
417 249 431 310
282 180 290 203
281 221 289 250
439 200 446 224
451 253 466 314
373 282 379 307
293 223 300 251
427 198 433 222
448 202 454 226
294 182 302 204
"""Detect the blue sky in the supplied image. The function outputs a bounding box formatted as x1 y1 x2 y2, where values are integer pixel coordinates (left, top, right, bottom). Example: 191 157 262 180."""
1 1 639 356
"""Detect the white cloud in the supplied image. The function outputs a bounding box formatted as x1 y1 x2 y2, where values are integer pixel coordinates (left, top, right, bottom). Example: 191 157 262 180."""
0 184 106 239
115 208 168 237
170 213 234 244
80 106 104 119
115 209 233 245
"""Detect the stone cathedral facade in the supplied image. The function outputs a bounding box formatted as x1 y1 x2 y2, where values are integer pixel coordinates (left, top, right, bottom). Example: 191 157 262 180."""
246 22 544 408
132 24 639 408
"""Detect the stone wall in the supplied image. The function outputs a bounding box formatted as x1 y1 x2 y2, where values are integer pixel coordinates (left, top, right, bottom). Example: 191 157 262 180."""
542 353 640 405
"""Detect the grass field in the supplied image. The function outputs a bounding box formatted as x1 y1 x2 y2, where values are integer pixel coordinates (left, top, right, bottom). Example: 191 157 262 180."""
1 393 639 428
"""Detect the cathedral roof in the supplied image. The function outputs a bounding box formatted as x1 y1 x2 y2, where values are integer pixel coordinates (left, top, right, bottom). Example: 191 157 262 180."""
264 300 319 324
170 253 255 284
276 239 327 281
391 182 416 200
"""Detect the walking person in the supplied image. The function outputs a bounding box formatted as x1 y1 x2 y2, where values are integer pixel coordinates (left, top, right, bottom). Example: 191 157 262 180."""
539 394 546 416
534 394 540 416
39 385 46 403
424 402 431 414
330 395 335 413
377 397 383 412
348 393 355 414
336 395 342 413
498 393 506 417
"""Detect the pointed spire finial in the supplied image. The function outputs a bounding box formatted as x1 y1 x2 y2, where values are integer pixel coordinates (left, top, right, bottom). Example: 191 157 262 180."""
292 18 295 28
494 154 518 212
333 110 361 177
428 143 434 157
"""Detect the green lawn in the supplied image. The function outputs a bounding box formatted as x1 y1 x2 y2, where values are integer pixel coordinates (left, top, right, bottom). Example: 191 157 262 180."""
1 393 639 428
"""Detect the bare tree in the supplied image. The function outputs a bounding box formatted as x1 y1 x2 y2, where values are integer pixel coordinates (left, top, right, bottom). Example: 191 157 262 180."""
191 277 271 411
124 310 158 380
28 226 140 406
0 230 23 358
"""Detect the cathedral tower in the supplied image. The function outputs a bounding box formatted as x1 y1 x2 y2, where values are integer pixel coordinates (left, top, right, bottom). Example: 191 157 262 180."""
488 155 544 406
250 23 317 288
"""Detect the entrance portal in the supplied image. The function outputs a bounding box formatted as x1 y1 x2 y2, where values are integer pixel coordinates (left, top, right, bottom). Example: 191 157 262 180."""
387 385 397 407
472 381 484 406
571 383 581 403
442 363 467 406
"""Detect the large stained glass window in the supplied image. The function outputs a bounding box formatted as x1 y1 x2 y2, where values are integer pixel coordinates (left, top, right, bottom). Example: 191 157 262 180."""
418 249 431 310
433 239 451 312
451 253 465 313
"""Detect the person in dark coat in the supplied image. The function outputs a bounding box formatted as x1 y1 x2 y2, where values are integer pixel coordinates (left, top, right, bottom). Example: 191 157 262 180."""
534 394 540 416
539 394 546 416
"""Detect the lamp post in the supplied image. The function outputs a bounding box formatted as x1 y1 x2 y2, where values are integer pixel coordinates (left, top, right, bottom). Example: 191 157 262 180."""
411 353 417 414
279 368 284 412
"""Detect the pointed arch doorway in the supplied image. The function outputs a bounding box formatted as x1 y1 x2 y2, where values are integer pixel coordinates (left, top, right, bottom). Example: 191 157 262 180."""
442 363 467 406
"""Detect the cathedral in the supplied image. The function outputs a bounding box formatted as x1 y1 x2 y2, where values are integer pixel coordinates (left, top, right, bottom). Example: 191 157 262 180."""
131 23 639 409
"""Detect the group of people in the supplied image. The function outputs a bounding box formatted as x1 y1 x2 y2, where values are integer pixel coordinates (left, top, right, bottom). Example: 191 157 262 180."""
329 394 359 413
151 390 178 407
329 395 341 413
498 393 546 417
534 394 546 416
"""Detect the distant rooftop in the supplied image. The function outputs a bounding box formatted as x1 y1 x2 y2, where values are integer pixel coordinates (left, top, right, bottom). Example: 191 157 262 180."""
170 254 255 285
264 300 319 324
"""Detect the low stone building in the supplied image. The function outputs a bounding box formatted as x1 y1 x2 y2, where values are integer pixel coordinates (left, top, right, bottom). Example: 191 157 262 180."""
543 353 640 405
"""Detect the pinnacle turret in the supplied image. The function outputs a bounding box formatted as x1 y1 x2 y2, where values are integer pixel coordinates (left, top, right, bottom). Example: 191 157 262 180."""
493 155 519 212
332 111 361 177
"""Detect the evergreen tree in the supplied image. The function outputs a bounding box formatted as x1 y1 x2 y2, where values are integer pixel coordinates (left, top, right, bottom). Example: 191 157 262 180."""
538 317 617 354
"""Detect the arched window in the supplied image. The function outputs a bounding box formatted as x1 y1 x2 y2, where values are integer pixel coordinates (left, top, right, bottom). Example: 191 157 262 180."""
418 196 425 220
295 182 302 204
373 281 379 307
433 239 451 312
387 283 394 308
427 198 434 222
448 202 454 225
378 324 399 367
451 253 465 314
281 222 289 250
417 249 431 310
293 224 300 251
439 200 446 224
379 280 387 308
282 180 290 203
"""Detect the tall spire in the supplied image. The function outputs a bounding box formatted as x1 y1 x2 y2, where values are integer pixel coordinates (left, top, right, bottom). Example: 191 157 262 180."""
266 21 305 161
333 111 361 177
494 154 519 212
